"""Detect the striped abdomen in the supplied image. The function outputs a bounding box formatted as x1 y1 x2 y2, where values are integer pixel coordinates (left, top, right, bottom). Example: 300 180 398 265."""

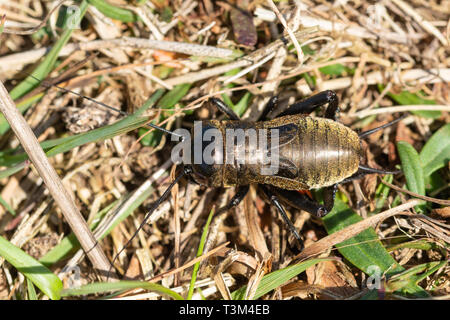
190 116 363 190
224 115 362 189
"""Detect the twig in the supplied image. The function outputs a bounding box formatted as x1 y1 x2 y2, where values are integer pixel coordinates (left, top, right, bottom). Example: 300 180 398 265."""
0 79 114 280
391 0 449 46
60 159 173 274
295 199 422 261
2 0 65 35
223 51 276 84
147 242 230 283
296 68 450 96
381 181 450 206
266 0 304 65
165 28 318 87
352 105 450 118
0 38 237 74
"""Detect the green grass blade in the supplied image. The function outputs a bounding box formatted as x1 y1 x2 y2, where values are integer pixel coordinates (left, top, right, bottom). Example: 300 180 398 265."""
0 161 28 180
158 84 192 110
419 123 450 176
397 141 426 211
0 235 63 300
39 233 80 267
387 239 442 252
319 63 347 76
0 90 164 171
187 207 215 300
41 167 168 267
87 0 138 22
38 201 118 266
0 193 16 216
140 85 190 146
0 2 89 135
373 174 393 214
61 280 183 300
27 278 38 300
233 92 252 117
230 258 329 300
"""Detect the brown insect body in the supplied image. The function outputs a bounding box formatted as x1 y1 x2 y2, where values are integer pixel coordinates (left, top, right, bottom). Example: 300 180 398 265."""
190 114 362 190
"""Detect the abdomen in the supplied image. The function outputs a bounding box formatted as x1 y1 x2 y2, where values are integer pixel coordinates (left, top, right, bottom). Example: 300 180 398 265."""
222 116 362 190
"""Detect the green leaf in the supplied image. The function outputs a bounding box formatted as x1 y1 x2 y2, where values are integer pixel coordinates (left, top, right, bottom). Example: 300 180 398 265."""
373 174 393 214
61 280 183 300
319 63 347 76
0 235 63 300
27 278 38 300
322 198 404 278
379 85 441 118
187 208 215 300
386 261 447 296
419 123 450 176
231 258 329 300
387 239 442 252
397 141 425 196
87 0 138 22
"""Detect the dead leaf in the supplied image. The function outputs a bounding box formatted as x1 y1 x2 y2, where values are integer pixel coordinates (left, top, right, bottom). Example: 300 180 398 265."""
230 6 257 46
432 207 450 218
124 253 143 280
306 260 359 299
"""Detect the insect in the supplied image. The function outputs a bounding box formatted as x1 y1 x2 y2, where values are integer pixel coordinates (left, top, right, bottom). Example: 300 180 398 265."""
162 90 402 250
32 76 402 262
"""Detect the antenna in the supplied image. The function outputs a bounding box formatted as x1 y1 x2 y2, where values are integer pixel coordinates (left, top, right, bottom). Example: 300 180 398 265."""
24 73 184 139
358 114 407 139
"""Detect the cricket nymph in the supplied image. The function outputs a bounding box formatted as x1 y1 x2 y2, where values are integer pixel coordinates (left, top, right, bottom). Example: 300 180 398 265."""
189 115 363 190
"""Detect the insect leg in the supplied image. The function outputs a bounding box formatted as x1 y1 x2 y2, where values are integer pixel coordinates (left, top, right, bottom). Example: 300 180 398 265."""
267 186 327 218
322 184 338 214
107 165 191 279
261 186 305 249
277 90 339 120
258 96 279 121
216 186 249 214
209 97 240 120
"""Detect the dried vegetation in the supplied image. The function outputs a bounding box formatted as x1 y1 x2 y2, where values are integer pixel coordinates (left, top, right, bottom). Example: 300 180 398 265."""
0 0 449 300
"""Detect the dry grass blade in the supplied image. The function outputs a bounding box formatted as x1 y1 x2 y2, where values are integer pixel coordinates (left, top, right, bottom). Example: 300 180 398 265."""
381 181 450 206
0 80 114 280
295 200 423 261
1 0 448 301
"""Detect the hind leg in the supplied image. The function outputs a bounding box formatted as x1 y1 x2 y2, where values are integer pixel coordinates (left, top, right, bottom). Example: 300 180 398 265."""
209 97 240 120
260 185 304 250
277 90 339 120
215 186 249 215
